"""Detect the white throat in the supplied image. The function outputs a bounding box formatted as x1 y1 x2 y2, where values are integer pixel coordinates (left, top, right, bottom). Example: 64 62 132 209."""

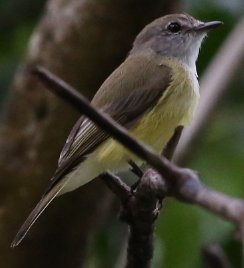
179 34 206 77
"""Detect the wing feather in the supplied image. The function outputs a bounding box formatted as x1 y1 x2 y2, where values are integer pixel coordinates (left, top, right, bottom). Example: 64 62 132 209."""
53 55 172 188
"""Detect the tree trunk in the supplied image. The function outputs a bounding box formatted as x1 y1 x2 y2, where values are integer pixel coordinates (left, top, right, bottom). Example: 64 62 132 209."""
0 0 181 267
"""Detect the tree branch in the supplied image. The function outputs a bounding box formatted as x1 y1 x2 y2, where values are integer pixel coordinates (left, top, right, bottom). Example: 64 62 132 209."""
123 169 167 268
32 66 244 267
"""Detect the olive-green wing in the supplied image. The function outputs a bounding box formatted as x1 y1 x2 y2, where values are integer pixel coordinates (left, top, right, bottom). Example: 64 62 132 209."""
57 55 172 173
57 80 172 170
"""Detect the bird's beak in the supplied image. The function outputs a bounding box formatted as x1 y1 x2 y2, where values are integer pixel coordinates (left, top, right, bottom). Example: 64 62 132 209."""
195 21 223 32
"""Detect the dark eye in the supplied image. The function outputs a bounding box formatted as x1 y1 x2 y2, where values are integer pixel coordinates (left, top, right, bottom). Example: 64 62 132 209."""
167 22 181 33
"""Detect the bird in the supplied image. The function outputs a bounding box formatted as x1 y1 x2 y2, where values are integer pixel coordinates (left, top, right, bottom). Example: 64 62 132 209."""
11 13 222 247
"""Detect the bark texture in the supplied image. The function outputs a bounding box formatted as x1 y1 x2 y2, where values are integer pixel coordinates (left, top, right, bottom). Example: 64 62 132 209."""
0 0 181 267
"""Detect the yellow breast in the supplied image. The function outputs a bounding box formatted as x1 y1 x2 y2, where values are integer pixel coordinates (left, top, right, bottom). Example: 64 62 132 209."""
96 58 199 167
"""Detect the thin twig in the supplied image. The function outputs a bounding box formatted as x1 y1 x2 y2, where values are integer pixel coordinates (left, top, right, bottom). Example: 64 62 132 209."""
162 125 183 160
167 168 244 223
100 172 132 203
128 160 144 178
202 243 233 268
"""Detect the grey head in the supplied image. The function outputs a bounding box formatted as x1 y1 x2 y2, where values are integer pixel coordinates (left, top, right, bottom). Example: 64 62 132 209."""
131 13 222 73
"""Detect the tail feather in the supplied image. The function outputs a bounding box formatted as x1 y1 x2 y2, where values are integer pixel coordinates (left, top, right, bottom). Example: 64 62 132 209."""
11 181 66 248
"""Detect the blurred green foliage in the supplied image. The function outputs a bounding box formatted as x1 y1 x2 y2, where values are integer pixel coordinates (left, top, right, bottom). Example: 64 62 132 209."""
1 0 244 267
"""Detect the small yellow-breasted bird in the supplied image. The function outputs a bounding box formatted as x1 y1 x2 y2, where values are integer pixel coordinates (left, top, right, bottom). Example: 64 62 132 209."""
12 13 222 247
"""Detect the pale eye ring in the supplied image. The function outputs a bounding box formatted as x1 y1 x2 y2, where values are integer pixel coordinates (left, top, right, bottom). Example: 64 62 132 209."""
167 22 181 33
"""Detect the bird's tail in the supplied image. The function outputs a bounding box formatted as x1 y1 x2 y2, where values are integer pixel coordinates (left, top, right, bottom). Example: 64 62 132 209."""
11 180 65 248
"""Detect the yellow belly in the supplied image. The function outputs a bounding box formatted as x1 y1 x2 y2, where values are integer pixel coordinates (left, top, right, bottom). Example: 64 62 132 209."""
95 59 199 168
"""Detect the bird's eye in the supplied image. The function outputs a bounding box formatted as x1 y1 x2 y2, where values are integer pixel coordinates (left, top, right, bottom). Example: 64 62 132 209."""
167 22 181 33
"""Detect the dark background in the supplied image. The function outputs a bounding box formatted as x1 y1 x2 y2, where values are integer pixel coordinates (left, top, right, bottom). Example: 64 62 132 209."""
0 0 244 267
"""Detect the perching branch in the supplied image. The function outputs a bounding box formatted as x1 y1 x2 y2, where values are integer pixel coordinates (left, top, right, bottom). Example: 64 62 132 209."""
33 67 244 267
101 170 167 268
